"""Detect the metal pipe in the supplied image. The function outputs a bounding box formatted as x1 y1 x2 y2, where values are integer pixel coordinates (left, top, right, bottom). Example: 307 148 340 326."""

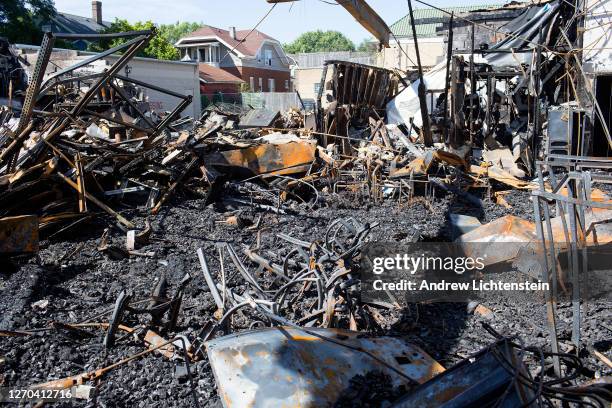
53 30 153 40
407 0 433 146
197 248 224 310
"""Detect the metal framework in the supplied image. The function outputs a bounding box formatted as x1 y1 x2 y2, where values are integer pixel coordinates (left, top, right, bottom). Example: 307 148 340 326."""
0 30 193 174
532 155 612 375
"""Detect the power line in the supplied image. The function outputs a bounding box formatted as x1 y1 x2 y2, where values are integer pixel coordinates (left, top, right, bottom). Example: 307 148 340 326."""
219 3 278 65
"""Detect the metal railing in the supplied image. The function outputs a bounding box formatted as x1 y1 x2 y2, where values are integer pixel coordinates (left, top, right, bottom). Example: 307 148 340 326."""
531 155 612 375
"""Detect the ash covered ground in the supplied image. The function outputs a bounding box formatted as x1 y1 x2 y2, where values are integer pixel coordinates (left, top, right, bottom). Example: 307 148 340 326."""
1 188 610 407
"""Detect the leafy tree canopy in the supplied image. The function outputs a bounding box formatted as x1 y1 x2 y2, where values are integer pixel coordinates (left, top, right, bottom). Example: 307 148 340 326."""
158 21 203 46
0 0 56 44
357 39 377 52
284 30 355 53
89 19 204 61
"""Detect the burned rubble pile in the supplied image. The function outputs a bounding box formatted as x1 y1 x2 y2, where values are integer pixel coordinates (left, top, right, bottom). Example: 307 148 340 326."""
1 4 612 407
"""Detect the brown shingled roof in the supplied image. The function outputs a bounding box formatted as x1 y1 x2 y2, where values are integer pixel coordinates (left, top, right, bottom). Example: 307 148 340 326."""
198 64 244 84
181 25 277 57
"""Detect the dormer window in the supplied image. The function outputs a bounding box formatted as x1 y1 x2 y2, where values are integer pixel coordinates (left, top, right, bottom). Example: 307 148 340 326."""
192 44 221 65
265 49 272 66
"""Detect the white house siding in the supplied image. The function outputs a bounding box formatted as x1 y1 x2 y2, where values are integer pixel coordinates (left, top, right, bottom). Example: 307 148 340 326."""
241 42 289 72
378 37 445 71
104 55 201 118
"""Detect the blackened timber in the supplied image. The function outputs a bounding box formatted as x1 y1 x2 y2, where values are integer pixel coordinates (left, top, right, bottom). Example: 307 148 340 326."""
13 34 153 173
314 64 328 133
109 81 156 129
82 109 153 134
150 95 192 139
345 64 354 104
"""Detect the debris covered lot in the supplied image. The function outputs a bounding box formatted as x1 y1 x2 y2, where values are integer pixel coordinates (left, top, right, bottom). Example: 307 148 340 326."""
1 1 612 406
2 192 612 407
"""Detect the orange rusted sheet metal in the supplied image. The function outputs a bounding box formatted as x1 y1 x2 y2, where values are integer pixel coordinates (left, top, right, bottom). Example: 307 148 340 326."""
206 326 444 408
457 209 612 268
456 215 538 266
0 215 39 254
392 150 467 178
144 330 179 359
457 215 538 244
204 141 316 176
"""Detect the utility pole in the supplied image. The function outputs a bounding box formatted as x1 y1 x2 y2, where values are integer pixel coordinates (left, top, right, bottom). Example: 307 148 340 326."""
469 23 475 144
443 12 454 145
407 0 433 146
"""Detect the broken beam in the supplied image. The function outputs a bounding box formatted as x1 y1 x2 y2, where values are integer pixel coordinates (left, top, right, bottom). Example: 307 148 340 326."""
265 0 390 46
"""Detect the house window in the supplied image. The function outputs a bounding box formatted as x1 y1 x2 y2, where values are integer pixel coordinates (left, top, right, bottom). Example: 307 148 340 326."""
285 80 290 91
269 78 275 92
314 82 321 96
199 48 206 62
258 78 263 92
209 46 219 63
265 49 273 66
249 77 255 92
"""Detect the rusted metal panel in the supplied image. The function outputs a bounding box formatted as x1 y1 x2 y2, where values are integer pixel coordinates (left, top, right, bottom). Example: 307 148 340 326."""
204 141 316 176
456 215 538 266
0 215 39 254
206 326 444 408
391 340 534 407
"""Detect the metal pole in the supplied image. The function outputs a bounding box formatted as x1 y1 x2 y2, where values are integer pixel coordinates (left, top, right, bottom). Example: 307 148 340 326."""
443 13 454 145
407 0 433 146
469 23 475 143
3 32 55 172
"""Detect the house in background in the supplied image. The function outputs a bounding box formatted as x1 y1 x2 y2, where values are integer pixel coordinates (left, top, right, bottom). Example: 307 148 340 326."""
175 25 291 99
197 63 244 104
39 1 111 50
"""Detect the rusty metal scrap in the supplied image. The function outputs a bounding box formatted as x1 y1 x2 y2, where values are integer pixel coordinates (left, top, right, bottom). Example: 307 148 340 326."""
0 31 195 237
206 326 444 408
1 2 611 405
203 140 316 177
0 214 38 253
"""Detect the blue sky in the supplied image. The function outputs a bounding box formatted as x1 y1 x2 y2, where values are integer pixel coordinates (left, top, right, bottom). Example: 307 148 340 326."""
53 0 506 44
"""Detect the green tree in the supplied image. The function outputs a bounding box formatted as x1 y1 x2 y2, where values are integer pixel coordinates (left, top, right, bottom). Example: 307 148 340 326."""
158 21 203 46
89 19 180 60
0 0 56 44
284 30 355 53
357 39 377 52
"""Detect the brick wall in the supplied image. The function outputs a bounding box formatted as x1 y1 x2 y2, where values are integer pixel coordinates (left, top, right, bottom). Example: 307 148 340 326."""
223 66 291 92
200 82 241 95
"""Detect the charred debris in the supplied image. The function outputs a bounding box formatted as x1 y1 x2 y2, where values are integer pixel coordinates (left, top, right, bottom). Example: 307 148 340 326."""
0 1 611 406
